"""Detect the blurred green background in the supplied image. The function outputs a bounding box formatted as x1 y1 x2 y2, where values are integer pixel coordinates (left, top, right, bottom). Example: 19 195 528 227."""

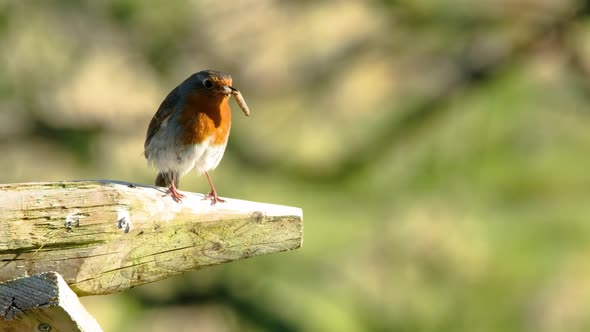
2 0 590 331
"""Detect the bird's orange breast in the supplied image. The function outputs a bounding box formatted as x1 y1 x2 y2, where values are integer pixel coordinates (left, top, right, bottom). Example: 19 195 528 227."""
180 91 232 145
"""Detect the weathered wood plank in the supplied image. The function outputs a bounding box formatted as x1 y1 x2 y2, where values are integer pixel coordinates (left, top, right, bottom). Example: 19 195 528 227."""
0 181 303 296
0 271 102 332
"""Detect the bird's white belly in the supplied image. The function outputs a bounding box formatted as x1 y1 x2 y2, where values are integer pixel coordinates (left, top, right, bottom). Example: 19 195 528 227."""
147 135 228 176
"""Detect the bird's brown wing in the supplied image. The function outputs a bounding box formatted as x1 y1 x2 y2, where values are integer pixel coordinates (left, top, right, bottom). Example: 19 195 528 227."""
144 87 181 157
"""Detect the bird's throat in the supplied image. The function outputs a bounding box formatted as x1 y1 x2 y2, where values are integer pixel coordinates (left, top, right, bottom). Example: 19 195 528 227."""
180 93 231 145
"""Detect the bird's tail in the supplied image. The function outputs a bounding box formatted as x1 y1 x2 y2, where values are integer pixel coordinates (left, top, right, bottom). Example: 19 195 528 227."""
155 171 179 188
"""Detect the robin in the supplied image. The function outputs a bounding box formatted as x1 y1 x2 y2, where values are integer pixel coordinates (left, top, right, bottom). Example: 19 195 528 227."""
144 70 250 204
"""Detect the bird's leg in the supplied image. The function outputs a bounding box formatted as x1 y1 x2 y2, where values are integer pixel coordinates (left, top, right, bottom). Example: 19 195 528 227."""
204 171 225 205
167 172 185 203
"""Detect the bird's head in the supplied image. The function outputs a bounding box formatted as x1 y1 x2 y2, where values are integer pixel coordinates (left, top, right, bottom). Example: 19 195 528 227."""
180 70 250 116
193 70 235 96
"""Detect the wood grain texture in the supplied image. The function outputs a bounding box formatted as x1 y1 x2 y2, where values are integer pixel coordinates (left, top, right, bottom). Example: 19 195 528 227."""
0 272 102 331
0 181 303 296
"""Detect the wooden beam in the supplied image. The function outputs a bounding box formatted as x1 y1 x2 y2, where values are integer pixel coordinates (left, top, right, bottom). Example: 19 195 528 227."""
0 272 103 332
0 181 303 296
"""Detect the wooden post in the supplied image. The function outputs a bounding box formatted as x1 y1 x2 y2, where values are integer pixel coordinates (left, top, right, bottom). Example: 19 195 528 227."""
0 272 103 332
0 180 303 296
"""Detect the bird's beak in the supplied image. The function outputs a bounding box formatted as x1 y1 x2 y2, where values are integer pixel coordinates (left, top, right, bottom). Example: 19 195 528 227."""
220 86 234 95
219 85 250 116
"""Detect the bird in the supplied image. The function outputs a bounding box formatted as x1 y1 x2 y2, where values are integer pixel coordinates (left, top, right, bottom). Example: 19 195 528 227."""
144 70 250 204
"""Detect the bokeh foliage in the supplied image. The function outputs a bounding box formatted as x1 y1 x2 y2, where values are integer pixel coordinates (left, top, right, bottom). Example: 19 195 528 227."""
2 0 590 331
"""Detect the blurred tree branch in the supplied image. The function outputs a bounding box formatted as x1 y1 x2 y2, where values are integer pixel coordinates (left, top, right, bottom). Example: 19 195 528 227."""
230 7 580 185
562 0 590 102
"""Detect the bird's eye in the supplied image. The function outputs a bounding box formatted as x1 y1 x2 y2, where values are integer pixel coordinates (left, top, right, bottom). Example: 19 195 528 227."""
203 79 213 89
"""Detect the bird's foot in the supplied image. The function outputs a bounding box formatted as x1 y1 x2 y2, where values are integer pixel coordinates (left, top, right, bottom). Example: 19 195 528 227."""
204 190 225 205
168 186 186 203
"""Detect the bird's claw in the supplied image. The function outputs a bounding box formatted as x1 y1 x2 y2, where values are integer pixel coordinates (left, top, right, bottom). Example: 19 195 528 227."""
203 190 225 205
168 186 186 203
